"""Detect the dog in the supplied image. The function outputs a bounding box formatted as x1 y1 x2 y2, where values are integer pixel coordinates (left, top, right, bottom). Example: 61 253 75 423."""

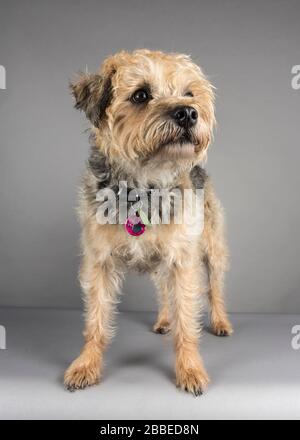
64 49 233 396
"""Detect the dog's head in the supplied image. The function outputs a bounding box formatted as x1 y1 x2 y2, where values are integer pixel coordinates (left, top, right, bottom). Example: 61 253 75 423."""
71 50 215 166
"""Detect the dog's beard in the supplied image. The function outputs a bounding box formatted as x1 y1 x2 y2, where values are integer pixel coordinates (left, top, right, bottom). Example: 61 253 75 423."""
157 141 196 160
155 128 200 160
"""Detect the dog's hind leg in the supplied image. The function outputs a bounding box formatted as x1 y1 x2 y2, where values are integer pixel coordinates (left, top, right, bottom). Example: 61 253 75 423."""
152 275 171 334
64 253 123 391
203 184 233 337
205 250 233 336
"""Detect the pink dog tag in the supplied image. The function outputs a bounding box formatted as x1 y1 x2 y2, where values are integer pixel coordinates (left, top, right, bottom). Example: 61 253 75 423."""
125 214 145 236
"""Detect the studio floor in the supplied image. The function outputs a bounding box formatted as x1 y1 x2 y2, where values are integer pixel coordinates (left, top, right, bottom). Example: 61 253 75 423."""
0 308 299 420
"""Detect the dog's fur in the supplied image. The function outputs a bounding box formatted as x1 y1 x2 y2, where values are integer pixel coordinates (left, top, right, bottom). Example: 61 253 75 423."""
64 49 233 395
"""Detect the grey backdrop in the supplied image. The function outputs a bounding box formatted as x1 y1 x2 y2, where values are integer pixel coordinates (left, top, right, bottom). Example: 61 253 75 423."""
0 0 299 312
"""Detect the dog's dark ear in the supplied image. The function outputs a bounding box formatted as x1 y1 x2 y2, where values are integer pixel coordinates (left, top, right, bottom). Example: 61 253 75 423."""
70 72 113 127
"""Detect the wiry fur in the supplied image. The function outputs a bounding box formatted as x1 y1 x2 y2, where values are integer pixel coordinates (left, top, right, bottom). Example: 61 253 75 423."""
64 49 233 396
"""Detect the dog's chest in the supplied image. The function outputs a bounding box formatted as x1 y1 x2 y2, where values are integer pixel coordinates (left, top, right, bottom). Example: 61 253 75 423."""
115 235 162 273
113 219 203 273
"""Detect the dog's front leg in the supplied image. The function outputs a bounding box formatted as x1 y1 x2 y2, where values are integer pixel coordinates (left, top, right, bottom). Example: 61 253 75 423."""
64 253 123 391
170 254 209 396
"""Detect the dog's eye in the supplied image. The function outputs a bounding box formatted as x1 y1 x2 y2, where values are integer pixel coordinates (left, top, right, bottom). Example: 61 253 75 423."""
131 88 150 104
185 91 194 97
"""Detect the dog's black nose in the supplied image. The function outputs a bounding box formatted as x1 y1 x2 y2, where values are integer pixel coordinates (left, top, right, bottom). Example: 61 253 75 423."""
171 106 198 128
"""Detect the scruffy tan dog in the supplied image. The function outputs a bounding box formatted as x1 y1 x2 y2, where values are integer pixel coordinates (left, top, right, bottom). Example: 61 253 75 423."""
64 49 233 396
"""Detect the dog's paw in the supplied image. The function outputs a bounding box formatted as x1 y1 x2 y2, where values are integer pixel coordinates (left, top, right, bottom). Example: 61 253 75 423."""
64 358 100 391
176 365 210 397
153 320 171 334
212 319 233 337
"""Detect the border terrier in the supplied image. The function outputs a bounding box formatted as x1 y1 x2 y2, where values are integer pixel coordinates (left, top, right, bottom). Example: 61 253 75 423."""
64 49 233 396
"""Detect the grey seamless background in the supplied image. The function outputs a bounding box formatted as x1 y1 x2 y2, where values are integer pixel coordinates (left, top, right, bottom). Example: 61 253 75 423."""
0 0 299 312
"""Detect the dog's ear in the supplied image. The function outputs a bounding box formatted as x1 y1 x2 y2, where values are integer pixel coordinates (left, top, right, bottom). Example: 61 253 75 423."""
70 72 113 128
